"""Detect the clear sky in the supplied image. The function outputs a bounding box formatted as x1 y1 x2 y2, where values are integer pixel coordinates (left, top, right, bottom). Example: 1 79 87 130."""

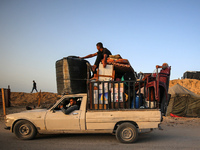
0 0 200 93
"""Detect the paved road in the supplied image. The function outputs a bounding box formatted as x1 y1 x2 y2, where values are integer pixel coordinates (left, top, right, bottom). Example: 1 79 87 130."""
0 121 199 150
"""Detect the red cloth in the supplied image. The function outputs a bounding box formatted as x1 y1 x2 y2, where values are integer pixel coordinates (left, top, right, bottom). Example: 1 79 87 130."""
159 67 170 83
170 113 182 118
160 67 170 74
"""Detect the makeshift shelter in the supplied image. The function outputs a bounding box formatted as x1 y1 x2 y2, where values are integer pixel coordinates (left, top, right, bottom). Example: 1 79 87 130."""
166 84 200 117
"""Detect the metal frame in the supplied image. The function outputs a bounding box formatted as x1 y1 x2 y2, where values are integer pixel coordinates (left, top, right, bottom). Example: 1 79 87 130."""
87 80 158 110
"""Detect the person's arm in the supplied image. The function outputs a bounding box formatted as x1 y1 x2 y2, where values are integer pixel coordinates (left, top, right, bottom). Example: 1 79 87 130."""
156 65 162 69
102 54 108 68
61 105 79 114
92 65 97 72
80 53 97 59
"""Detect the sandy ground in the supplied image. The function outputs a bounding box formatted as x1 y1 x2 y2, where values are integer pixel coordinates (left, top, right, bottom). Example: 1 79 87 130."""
10 92 60 107
169 79 200 95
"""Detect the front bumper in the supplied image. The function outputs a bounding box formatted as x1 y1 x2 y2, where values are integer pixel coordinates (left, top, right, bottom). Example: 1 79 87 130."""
158 124 163 130
4 126 11 130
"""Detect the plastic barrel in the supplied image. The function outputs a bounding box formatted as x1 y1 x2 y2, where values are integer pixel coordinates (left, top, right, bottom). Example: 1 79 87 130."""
131 96 141 109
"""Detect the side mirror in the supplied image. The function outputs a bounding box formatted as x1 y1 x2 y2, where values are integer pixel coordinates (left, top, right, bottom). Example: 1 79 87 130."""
51 109 55 113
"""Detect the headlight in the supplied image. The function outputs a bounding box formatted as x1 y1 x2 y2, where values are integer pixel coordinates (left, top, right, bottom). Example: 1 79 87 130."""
5 118 8 123
5 117 10 123
5 116 14 125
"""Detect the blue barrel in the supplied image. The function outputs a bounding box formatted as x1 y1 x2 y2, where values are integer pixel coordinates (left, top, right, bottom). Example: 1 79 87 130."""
131 95 141 109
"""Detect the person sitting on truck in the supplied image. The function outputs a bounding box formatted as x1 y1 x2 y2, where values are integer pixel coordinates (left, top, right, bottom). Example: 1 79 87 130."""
60 99 79 114
79 42 112 72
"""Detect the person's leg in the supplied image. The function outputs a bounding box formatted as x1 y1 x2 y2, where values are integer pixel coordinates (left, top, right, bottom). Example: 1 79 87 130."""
94 53 103 69
92 65 97 73
31 87 34 93
159 87 166 115
35 88 38 92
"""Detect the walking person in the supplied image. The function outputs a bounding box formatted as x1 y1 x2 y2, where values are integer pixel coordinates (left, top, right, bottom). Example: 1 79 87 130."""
31 80 38 93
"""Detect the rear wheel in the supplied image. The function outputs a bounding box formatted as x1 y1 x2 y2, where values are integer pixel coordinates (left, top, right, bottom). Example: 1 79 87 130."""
116 123 138 143
13 120 37 140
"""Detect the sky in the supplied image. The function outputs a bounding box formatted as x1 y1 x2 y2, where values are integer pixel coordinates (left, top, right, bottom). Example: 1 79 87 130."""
0 0 200 93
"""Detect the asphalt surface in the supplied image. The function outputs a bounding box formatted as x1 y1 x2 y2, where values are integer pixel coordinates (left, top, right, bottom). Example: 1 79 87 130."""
0 120 199 150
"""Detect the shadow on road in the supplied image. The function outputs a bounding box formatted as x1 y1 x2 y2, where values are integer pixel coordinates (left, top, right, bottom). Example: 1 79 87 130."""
36 133 115 140
34 130 177 144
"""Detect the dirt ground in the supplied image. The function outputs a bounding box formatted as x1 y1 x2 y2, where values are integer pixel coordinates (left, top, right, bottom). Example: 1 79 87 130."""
170 79 200 95
0 92 60 120
10 92 60 106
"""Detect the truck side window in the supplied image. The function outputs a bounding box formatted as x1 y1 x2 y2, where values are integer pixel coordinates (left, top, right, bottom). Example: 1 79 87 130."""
60 97 82 114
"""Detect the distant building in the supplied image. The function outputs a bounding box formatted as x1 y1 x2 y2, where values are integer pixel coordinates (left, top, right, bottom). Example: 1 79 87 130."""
183 71 200 80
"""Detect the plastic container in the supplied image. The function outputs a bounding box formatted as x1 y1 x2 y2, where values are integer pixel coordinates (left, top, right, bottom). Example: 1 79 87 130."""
131 95 142 109
56 56 89 95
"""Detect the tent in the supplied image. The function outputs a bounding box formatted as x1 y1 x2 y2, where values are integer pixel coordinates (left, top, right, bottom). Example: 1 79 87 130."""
166 84 200 117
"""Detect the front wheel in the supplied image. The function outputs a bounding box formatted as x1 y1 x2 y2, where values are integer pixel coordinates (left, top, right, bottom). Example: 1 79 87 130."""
116 123 138 143
13 120 37 140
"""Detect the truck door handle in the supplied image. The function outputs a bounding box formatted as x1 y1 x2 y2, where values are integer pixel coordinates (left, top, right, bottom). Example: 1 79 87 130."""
73 113 78 115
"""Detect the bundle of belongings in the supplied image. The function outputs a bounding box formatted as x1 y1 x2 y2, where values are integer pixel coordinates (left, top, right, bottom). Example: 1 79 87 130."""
55 55 136 95
107 55 135 74
87 54 136 109
92 54 136 82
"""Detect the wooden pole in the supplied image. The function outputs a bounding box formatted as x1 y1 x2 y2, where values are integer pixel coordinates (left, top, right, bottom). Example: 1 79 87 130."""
1 88 6 117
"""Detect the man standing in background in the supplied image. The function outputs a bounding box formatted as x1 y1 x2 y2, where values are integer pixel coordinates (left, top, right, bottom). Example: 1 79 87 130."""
31 80 38 93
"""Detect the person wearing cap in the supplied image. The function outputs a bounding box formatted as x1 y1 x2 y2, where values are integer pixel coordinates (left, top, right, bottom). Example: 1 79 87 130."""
79 42 112 72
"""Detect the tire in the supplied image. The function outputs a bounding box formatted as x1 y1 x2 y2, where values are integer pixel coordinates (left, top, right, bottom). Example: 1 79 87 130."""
13 120 37 140
116 123 138 143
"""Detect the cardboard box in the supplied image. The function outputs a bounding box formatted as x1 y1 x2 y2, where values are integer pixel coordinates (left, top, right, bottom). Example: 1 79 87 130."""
93 83 110 104
98 63 114 81
145 101 156 108
111 83 124 102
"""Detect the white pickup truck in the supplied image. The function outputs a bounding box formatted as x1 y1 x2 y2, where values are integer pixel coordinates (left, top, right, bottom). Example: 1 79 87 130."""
5 93 162 143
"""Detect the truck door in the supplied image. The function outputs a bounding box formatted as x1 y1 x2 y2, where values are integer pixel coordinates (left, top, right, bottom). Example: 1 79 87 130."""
45 110 81 130
45 97 82 131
